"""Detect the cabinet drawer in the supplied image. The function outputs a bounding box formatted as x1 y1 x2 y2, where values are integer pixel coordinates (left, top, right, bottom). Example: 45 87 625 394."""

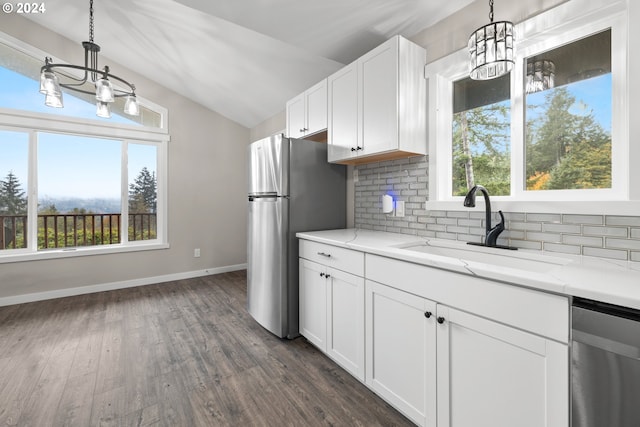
299 240 364 276
366 254 569 343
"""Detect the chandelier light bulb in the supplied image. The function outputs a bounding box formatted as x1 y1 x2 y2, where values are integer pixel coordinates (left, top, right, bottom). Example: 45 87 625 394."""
44 92 64 108
96 101 111 118
95 78 115 103
124 94 140 116
39 70 61 96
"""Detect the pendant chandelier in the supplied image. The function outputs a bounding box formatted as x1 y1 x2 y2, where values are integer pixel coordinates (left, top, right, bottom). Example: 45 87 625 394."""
39 0 139 118
525 60 555 94
468 0 514 80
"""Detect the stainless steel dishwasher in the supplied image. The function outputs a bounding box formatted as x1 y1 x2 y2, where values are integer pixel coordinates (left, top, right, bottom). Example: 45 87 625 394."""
572 297 640 427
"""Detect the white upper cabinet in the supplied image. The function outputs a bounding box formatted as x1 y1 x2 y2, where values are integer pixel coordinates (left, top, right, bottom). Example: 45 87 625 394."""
328 35 427 164
286 79 328 139
327 63 358 161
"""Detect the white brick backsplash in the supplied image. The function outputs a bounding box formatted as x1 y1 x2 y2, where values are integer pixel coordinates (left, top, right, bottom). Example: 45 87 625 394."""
583 226 628 238
562 235 603 247
354 157 640 258
527 213 561 223
542 223 582 234
583 247 629 261
606 216 640 227
543 242 581 255
605 238 640 250
563 214 603 225
526 232 563 243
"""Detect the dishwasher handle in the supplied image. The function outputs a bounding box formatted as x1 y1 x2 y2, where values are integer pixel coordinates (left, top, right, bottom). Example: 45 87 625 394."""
572 299 640 360
573 329 640 360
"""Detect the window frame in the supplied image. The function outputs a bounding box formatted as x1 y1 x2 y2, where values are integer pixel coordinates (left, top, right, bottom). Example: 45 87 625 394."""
0 34 169 264
425 0 637 215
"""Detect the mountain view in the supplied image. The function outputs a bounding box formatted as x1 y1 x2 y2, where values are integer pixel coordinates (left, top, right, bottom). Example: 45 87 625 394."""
38 197 121 214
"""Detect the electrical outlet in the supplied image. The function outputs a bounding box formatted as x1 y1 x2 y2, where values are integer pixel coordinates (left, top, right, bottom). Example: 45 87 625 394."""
194 248 201 258
353 169 359 183
395 201 405 217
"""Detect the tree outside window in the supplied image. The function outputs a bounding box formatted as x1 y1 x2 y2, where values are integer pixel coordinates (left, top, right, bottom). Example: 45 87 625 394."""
525 30 612 191
452 75 511 196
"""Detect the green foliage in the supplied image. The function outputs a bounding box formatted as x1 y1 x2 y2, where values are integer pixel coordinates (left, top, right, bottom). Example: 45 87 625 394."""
0 171 27 215
526 87 611 190
129 167 157 213
452 84 611 196
452 102 511 196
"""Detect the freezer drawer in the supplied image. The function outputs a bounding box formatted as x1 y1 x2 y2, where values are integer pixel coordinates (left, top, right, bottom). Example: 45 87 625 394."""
247 196 289 338
247 135 289 196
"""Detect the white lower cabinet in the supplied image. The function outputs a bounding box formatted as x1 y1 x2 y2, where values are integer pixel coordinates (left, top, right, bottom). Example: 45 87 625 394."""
299 239 569 427
299 258 327 351
298 242 365 380
327 268 365 380
436 305 568 427
365 280 568 427
365 280 437 427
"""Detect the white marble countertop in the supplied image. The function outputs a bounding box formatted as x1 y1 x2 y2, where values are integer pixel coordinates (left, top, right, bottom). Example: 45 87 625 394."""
297 228 640 310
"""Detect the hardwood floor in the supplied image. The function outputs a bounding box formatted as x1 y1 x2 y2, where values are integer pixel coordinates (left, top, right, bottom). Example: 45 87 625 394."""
0 271 413 426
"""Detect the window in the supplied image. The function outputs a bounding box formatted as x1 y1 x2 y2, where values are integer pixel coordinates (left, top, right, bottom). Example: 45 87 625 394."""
0 33 169 262
524 30 611 192
0 38 164 128
452 74 511 196
426 0 630 213
0 131 28 251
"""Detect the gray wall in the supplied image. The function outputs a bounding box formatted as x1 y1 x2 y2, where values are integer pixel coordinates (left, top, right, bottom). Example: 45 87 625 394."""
0 14 251 300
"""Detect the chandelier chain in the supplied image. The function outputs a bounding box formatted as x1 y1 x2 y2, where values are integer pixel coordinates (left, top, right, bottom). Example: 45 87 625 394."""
489 0 494 23
89 0 94 43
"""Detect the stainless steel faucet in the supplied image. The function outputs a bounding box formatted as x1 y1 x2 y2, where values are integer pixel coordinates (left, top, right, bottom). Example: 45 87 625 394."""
463 184 507 248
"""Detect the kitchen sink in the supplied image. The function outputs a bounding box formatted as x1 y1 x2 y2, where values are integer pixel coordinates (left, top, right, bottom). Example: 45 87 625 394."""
395 241 572 273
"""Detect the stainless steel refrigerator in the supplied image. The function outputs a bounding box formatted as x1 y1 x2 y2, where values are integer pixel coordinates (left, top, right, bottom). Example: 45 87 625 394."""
247 134 346 338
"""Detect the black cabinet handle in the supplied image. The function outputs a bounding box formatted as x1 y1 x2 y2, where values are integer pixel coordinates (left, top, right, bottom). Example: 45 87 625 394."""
351 147 356 152
356 146 363 151
320 272 325 277
437 317 445 324
325 274 331 279
317 252 332 258
424 311 432 318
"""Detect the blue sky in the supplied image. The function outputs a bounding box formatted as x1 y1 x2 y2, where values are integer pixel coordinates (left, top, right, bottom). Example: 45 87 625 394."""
526 74 612 132
0 67 156 200
457 72 612 158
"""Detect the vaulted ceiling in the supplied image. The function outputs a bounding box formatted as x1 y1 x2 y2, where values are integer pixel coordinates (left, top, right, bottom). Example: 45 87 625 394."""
25 0 474 128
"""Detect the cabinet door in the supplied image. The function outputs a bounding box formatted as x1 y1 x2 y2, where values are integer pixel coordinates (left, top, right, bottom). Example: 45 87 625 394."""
359 37 398 156
365 280 437 427
328 62 358 162
326 268 365 380
286 93 306 138
299 259 327 351
305 79 327 135
436 305 568 427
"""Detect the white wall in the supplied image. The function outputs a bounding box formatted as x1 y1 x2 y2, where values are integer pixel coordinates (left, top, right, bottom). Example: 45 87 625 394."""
0 14 251 302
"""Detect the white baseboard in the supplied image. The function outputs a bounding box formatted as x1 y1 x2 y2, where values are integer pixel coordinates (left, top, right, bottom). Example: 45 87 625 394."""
0 263 247 307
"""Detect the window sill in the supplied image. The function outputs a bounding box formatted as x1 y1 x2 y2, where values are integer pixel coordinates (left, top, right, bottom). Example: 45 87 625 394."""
0 242 170 264
425 200 640 216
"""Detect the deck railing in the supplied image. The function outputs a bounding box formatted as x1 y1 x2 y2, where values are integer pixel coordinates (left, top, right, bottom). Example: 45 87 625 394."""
0 213 157 250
